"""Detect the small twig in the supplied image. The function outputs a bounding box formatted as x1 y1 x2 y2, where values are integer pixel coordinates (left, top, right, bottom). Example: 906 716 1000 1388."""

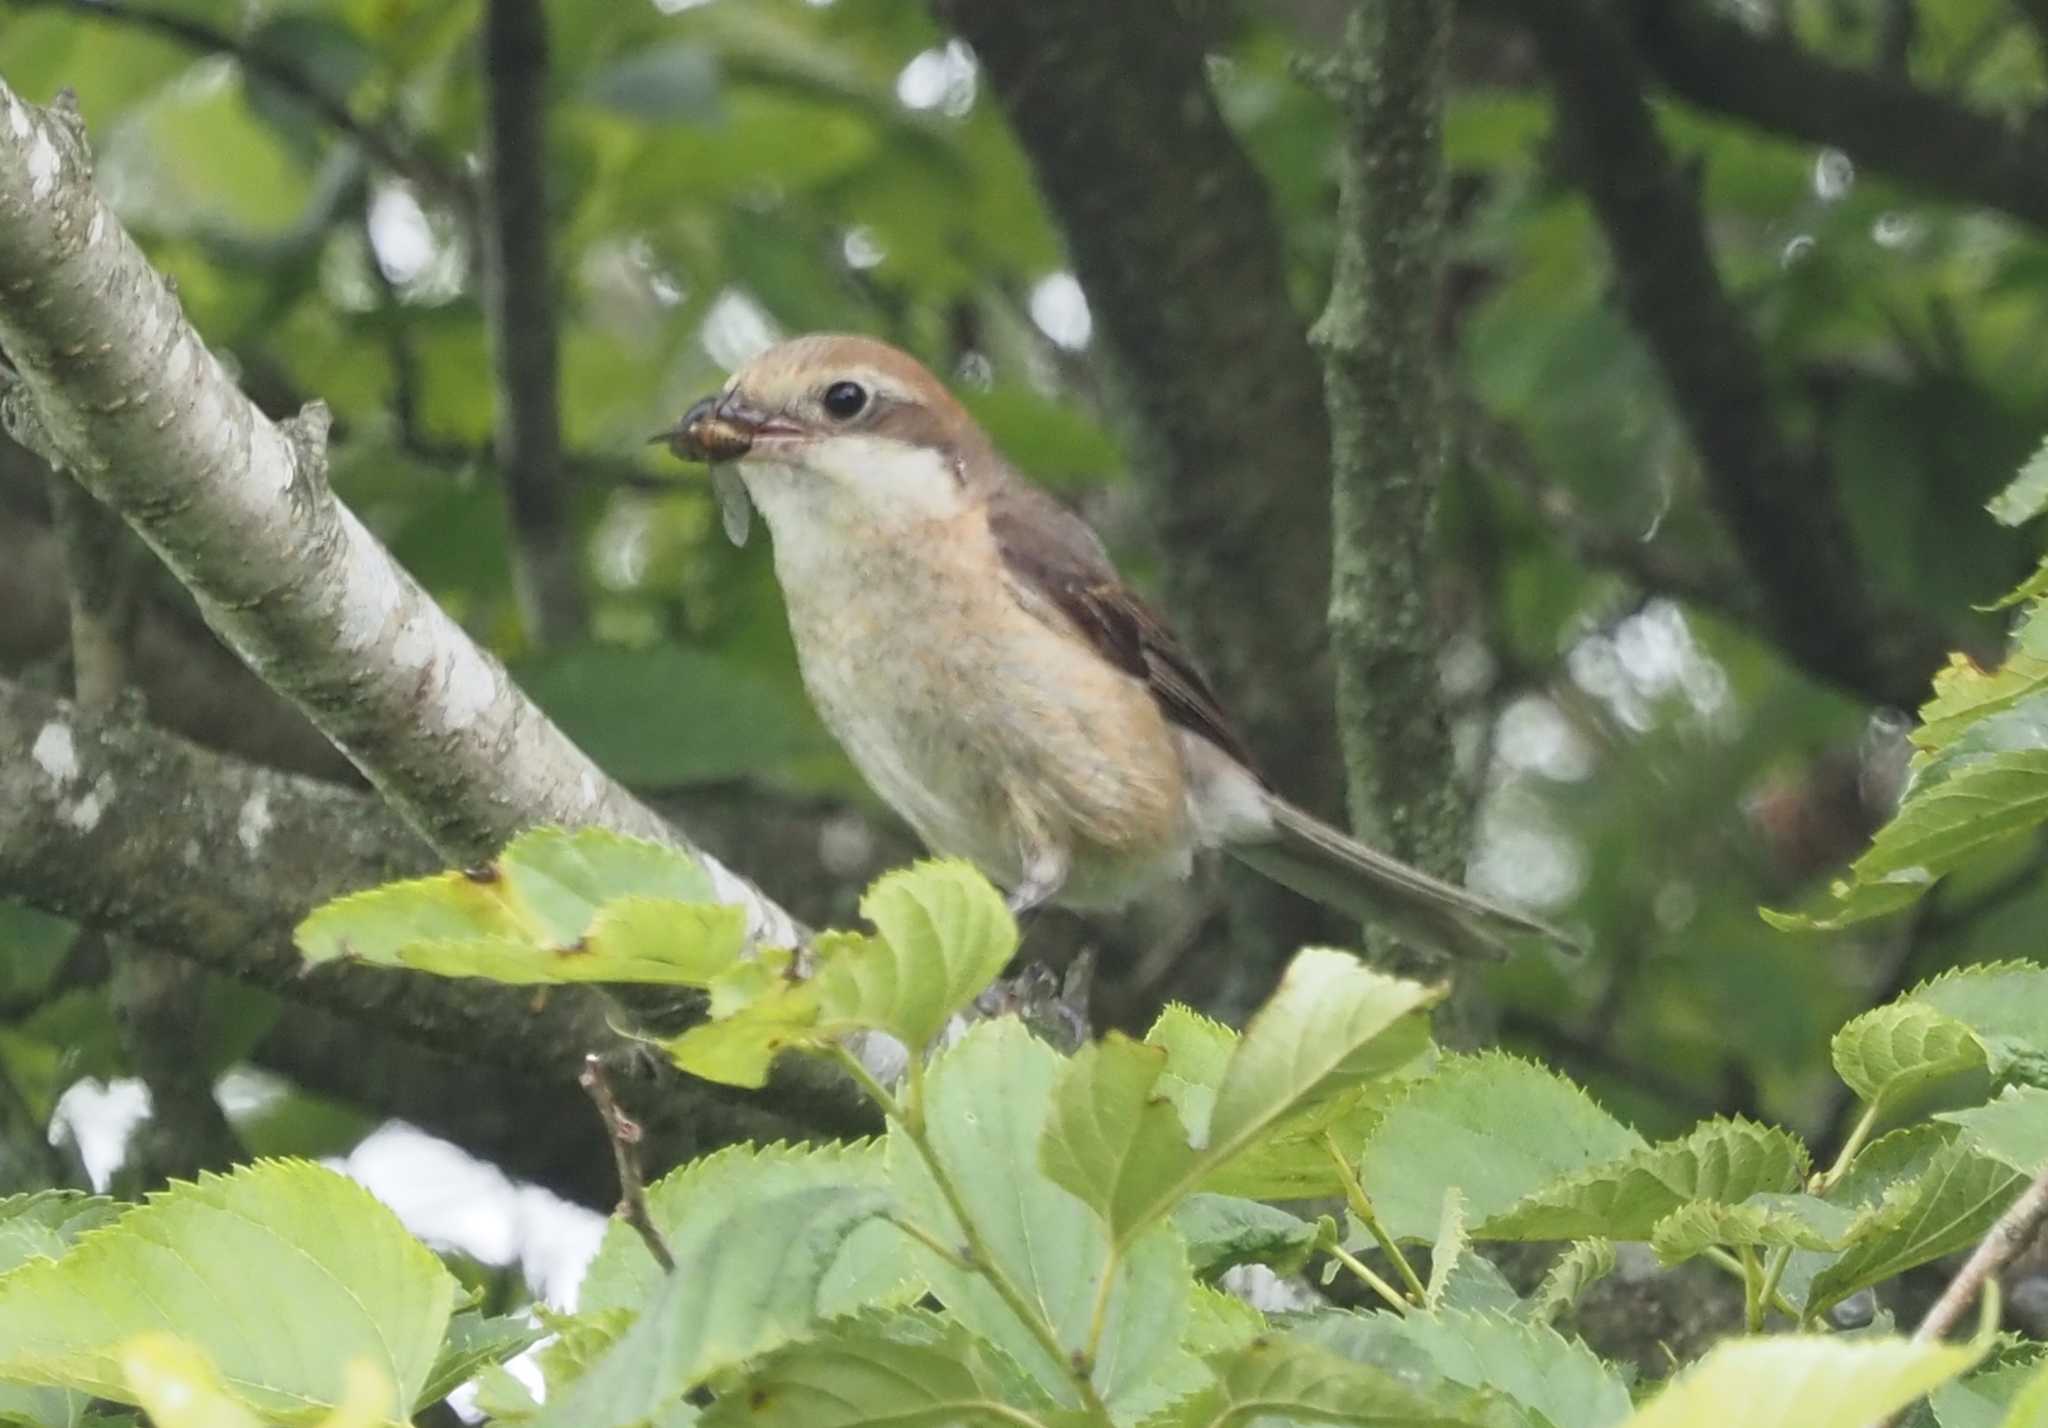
1323 1133 1428 1306
1912 1165 2048 1344
578 1054 675 1273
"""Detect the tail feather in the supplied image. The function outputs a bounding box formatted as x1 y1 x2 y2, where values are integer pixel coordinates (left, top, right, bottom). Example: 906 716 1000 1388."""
1229 794 1573 963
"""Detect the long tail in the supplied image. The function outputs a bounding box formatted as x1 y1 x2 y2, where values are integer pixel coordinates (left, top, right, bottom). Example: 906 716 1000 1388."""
1228 794 1573 962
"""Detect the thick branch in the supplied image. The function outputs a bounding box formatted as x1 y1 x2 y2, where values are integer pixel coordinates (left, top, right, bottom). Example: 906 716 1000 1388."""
479 0 584 646
0 82 798 945
1310 4 1465 898
1509 0 1948 710
0 677 876 1170
1621 0 2048 233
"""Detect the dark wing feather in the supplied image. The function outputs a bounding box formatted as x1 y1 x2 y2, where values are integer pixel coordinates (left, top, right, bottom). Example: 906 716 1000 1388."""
985 480 1262 777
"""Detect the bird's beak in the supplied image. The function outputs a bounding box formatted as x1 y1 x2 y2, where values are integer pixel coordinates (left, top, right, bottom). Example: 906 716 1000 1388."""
650 393 797 463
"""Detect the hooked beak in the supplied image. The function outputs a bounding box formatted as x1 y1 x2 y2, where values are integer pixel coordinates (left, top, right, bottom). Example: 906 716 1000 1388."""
650 393 803 463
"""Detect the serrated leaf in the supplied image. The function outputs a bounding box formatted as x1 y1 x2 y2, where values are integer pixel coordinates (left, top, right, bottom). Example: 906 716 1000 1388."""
295 827 730 981
576 1141 916 1323
1763 751 2048 930
888 1019 1197 1416
664 862 1017 1085
1478 1119 1809 1242
1041 951 1435 1237
1184 1283 1267 1359
1171 1195 1327 1279
1930 1352 2048 1428
1528 1240 1616 1324
1648 1193 1858 1264
1178 1335 1497 1427
526 1186 891 1428
699 1311 1054 1427
1834 1003 1992 1125
413 1312 541 1413
1426 1189 1471 1311
1805 1126 2027 1315
1938 1085 2048 1173
1295 1307 1630 1428
0 1160 455 1421
1910 962 2048 1064
0 1192 118 1278
1357 1052 1647 1242
1987 436 2048 527
1619 1333 1984 1428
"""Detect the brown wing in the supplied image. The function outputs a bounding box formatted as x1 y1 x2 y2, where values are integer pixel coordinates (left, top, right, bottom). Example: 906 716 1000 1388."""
985 479 1263 778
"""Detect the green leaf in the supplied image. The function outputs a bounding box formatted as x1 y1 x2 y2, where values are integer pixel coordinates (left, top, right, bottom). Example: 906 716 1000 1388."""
0 1192 118 1276
1648 1193 1859 1264
576 1141 917 1323
1833 1003 1992 1126
1179 1335 1500 1427
1909 962 2048 1069
1618 1333 1984 1428
1763 750 2048 930
888 1019 1196 1416
699 1311 1054 1427
1425 1189 1472 1311
414 1312 542 1413
1357 1052 1646 1242
1041 951 1435 1244
1170 1195 1328 1279
295 827 737 983
1987 435 2048 527
0 1160 456 1421
1805 1127 2026 1315
1930 1353 2048 1428
1478 1119 1810 1242
1938 1085 2048 1173
582 43 720 122
526 1186 892 1428
664 862 1017 1085
1527 1240 1616 1325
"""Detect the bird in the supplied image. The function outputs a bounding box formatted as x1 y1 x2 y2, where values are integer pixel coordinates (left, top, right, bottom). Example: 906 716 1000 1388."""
656 333 1560 960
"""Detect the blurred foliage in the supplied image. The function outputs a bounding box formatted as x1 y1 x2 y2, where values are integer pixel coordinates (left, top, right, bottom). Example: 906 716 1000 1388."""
7 0 2048 1355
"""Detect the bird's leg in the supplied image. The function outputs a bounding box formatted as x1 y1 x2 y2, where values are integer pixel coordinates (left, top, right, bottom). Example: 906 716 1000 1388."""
1005 845 1069 920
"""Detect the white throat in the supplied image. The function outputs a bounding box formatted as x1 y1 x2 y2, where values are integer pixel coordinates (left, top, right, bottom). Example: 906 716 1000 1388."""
740 435 968 578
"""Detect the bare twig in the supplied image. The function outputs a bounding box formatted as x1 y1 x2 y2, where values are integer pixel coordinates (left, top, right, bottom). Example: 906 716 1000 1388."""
1913 1167 2048 1344
15 0 470 213
580 1054 676 1273
479 0 584 646
42 474 138 709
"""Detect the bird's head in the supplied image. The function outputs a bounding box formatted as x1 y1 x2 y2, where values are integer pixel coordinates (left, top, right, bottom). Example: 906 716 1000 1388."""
658 335 995 538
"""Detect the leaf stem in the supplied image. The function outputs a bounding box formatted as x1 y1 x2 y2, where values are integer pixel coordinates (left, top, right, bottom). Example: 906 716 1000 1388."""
1739 1243 1764 1332
1325 1241 1414 1314
1813 1102 1881 1194
1755 1244 1794 1329
833 1045 1117 1426
1323 1133 1427 1305
1704 1246 1804 1324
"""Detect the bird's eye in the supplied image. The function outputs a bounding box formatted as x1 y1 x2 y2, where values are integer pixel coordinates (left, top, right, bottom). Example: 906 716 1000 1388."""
821 380 868 420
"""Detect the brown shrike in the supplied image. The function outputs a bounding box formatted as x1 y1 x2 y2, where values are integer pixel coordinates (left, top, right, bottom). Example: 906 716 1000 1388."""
659 334 1557 960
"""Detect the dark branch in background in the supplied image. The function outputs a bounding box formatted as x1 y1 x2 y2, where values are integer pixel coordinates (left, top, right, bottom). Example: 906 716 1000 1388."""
1309 4 1466 924
933 0 1347 1000
0 678 877 1187
479 0 585 647
16 0 471 215
1502 0 1949 710
44 471 246 1186
1619 0 2048 234
1913 1167 2048 1345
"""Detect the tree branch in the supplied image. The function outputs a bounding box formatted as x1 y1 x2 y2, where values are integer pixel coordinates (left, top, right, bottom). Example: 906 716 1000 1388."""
1309 4 1466 908
1913 1166 2048 1343
933 0 1348 976
0 81 798 945
1505 0 1950 710
1616 0 2048 233
14 0 471 214
0 677 876 1176
478 0 584 646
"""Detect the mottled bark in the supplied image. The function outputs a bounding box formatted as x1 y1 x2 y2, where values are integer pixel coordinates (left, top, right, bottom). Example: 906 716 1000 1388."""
0 81 798 945
1310 3 1467 913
